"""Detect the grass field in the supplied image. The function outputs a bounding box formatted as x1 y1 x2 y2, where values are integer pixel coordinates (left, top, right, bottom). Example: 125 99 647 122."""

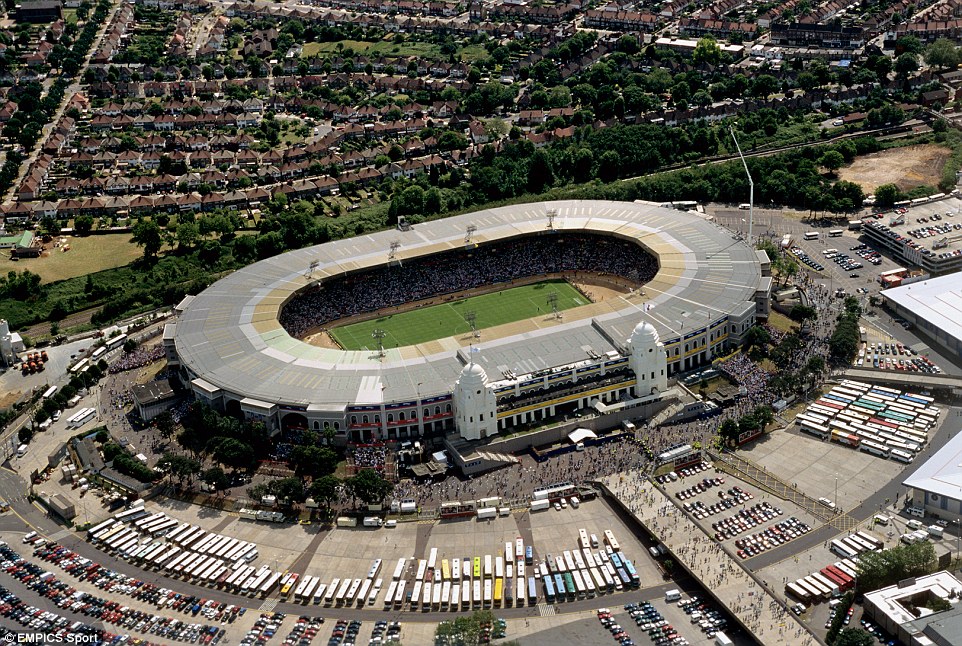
0 234 143 284
301 40 488 63
329 279 586 350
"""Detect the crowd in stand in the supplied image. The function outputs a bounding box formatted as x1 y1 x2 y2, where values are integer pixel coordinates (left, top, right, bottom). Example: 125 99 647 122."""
718 353 772 399
280 233 659 337
349 444 389 471
109 345 165 373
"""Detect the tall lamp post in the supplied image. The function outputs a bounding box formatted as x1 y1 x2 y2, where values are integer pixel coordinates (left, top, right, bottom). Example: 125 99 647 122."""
730 125 753 243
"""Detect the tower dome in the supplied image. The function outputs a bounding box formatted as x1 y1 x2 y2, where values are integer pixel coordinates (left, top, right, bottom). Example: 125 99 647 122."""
460 361 487 383
630 320 659 346
454 359 495 441
627 319 667 397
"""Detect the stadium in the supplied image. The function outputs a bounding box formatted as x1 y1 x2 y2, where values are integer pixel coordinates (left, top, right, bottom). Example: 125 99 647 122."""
168 200 768 447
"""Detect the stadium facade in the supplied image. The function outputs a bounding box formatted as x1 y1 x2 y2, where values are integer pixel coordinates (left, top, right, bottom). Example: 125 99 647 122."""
167 200 769 443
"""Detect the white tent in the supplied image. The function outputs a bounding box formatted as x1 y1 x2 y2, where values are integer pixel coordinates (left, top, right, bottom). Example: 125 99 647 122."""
568 428 597 445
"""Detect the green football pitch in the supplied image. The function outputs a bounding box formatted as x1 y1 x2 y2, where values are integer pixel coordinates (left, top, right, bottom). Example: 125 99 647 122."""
329 279 587 350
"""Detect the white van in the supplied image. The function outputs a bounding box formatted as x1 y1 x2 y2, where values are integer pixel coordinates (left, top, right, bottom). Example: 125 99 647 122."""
16 445 27 458
927 525 944 538
908 506 925 518
569 496 580 509
818 497 836 511
907 519 922 531
665 589 681 602
873 514 890 526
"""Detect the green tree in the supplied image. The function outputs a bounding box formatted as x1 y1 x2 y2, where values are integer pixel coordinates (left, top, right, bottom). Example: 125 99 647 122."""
435 610 497 645
309 474 341 509
718 418 740 446
856 538 937 592
344 468 394 507
835 628 875 646
269 476 306 504
74 215 94 234
895 53 919 78
790 304 817 321
154 411 175 443
211 437 255 471
176 222 199 250
874 183 903 207
289 445 338 478
527 149 554 193
896 35 923 55
201 466 230 492
131 220 163 261
819 150 845 175
157 454 201 486
742 325 771 350
750 74 779 99
924 38 961 70
692 37 722 66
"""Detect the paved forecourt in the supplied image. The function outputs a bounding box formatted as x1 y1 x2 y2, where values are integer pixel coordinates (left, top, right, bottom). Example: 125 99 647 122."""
603 473 818 646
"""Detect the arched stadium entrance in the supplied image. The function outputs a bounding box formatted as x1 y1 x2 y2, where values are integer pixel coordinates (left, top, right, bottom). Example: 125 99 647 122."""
282 412 308 431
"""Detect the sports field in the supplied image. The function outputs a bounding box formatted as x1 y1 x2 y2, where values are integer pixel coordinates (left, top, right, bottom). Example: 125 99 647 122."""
329 279 587 350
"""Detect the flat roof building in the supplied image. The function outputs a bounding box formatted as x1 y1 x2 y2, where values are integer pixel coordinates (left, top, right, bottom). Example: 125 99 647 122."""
131 380 180 422
881 273 962 359
903 431 962 523
862 214 962 275
863 571 962 646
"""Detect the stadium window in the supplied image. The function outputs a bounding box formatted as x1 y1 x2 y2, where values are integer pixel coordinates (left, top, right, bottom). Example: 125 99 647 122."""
649 348 652 352
375 415 381 423
362 415 369 424
313 421 319 430
435 406 441 415
446 404 451 413
350 416 357 425
388 414 394 423
424 408 430 418
334 422 340 430
470 416 474 423
477 390 481 395
399 412 405 421
651 372 654 379
480 414 484 421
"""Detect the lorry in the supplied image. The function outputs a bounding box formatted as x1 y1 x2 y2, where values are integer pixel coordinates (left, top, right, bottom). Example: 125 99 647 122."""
530 500 550 512
621 421 636 433
476 507 497 520
363 517 383 528
927 525 944 539
336 516 358 528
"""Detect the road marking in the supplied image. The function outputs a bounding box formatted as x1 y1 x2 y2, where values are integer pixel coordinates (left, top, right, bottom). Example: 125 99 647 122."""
49 529 70 542
259 598 278 612
537 602 555 617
